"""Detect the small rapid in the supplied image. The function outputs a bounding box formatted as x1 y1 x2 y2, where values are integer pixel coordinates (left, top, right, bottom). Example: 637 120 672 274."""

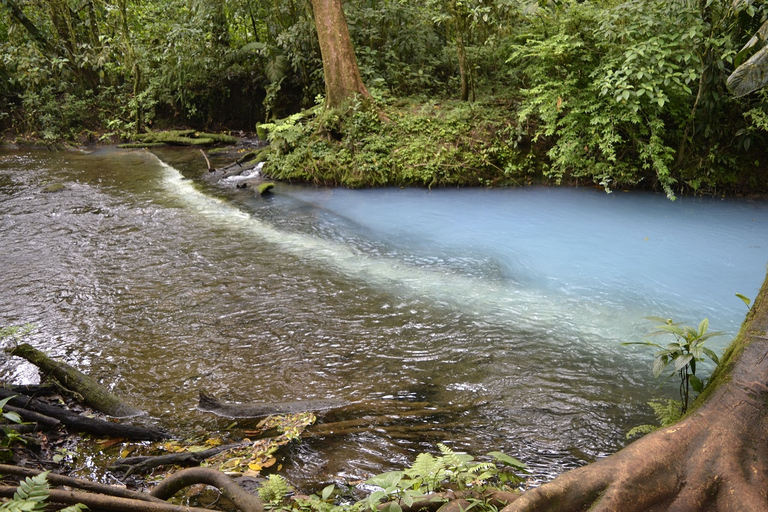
1 146 766 486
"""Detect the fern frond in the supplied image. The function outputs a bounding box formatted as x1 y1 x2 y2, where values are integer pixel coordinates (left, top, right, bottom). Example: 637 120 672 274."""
0 472 50 512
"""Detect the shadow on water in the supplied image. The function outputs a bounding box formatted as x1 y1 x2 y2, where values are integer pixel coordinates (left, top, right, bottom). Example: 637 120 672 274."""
1 146 767 486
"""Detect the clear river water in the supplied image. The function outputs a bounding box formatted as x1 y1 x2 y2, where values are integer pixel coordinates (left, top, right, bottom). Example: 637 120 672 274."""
1 146 767 486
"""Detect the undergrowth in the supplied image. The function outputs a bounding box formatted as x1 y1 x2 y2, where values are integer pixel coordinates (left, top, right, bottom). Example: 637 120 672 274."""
258 96 544 188
257 443 528 512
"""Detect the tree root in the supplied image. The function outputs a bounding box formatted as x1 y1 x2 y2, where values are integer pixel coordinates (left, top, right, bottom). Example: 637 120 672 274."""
0 464 264 512
150 467 263 512
0 464 166 503
0 486 215 512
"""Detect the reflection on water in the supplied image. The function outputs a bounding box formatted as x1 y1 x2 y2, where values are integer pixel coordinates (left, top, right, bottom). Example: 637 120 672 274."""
1 146 766 486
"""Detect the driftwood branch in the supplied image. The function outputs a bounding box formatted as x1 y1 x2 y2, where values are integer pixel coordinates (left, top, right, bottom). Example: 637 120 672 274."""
7 343 144 417
109 441 250 475
0 388 166 440
200 149 214 172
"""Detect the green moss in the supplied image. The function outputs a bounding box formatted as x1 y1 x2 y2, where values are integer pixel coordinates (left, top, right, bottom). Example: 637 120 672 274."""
42 183 66 193
257 182 274 195
197 132 239 144
117 142 167 149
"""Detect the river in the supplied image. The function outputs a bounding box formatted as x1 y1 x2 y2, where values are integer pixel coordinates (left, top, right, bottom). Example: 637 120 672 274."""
1 146 766 486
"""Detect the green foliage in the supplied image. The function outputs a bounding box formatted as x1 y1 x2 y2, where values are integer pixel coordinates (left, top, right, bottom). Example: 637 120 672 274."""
362 443 527 512
626 398 684 439
0 472 87 512
259 474 292 507
0 324 35 345
625 317 724 413
736 293 753 308
509 0 760 197
258 445 526 512
262 98 536 188
0 472 50 512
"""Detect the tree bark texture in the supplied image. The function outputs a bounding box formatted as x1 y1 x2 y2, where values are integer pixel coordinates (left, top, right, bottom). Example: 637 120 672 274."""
504 269 768 511
310 0 371 108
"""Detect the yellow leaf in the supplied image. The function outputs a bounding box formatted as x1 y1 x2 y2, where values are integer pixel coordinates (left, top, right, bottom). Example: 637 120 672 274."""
248 463 262 471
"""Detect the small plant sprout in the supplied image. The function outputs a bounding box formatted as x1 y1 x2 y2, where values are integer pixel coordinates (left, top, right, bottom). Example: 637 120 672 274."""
625 317 724 414
736 293 752 308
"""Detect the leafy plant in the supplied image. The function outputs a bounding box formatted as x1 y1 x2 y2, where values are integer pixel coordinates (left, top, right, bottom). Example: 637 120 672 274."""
625 317 724 413
0 395 27 460
363 443 527 512
736 293 752 308
626 398 684 439
258 474 292 507
0 471 87 512
0 324 35 346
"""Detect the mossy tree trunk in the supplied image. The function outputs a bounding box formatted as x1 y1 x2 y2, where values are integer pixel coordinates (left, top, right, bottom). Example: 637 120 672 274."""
309 0 371 109
504 268 768 511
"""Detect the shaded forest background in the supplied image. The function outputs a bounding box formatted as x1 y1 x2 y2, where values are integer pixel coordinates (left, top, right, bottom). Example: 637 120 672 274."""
2 0 768 195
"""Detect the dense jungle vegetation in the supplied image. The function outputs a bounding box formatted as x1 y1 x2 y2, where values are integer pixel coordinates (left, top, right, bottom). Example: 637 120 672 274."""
2 0 768 196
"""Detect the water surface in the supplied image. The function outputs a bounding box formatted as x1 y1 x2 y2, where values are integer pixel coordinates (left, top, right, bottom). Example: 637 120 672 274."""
1 146 766 485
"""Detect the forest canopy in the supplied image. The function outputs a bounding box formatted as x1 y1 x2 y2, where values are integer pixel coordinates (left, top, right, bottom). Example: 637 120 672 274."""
1 0 767 195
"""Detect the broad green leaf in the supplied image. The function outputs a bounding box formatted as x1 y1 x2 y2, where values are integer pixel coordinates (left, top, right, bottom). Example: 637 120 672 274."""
697 318 709 336
690 374 704 393
3 411 22 424
736 293 752 307
674 354 693 372
385 502 402 512
652 356 667 378
365 471 404 490
0 396 16 410
321 484 334 501
702 347 720 365
487 451 528 470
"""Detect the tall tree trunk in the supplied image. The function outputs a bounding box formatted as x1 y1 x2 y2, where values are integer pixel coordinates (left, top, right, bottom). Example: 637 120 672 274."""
504 268 768 511
456 29 470 102
310 0 371 108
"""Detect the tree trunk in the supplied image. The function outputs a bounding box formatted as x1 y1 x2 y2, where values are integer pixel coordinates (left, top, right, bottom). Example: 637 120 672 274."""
309 0 371 108
503 269 768 511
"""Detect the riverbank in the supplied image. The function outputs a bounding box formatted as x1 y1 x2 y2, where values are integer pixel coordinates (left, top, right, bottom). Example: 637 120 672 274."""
4 95 767 198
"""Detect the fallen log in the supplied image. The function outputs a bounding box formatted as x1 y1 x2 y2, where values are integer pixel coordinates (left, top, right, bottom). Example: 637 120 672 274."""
7 343 144 417
0 389 166 441
197 390 348 419
109 440 250 475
